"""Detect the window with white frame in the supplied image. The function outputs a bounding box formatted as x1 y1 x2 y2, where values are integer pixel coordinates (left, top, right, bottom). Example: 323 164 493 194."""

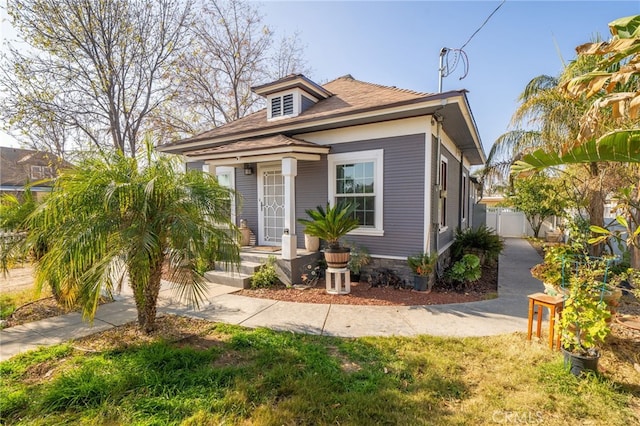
215 166 236 223
328 149 384 235
462 173 468 222
30 165 54 180
439 156 448 230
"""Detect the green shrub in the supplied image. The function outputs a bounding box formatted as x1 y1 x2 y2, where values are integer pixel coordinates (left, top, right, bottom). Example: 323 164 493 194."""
451 225 504 263
407 252 436 276
447 254 481 283
251 256 280 289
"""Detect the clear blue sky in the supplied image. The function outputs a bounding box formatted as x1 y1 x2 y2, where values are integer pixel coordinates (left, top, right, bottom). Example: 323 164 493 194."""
259 0 640 154
2 1 639 155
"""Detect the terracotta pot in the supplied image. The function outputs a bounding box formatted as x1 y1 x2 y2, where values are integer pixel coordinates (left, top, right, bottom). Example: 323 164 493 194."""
324 247 350 269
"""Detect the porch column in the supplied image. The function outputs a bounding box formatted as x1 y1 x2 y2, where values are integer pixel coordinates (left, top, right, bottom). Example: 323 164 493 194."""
281 157 297 260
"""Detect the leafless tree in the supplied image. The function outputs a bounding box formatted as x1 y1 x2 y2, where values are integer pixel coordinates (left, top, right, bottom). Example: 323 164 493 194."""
1 0 310 152
164 0 310 138
269 31 311 81
1 0 194 156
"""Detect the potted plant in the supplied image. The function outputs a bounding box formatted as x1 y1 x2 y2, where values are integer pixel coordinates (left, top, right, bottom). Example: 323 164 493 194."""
559 265 612 376
298 202 359 269
346 242 371 282
304 233 320 252
530 261 565 296
530 245 574 297
407 252 437 292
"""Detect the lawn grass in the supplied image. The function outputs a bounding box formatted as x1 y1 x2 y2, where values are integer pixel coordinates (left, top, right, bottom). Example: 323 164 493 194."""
0 318 638 425
0 287 51 320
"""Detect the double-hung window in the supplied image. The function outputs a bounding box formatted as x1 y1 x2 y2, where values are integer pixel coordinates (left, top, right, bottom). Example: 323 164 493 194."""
328 149 384 236
439 156 448 230
462 173 468 222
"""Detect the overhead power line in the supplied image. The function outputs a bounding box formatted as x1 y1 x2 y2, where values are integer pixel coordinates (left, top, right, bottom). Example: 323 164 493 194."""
460 0 506 51
438 0 506 92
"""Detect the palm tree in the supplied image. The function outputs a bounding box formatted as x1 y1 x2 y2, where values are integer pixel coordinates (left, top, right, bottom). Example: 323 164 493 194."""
481 74 580 186
29 140 240 333
512 15 640 267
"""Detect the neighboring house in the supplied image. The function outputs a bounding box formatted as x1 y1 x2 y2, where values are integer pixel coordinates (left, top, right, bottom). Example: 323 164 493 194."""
158 74 486 283
0 146 67 201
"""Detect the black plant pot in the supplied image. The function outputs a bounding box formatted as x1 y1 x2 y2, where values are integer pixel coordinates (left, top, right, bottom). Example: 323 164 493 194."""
413 275 429 292
562 348 599 377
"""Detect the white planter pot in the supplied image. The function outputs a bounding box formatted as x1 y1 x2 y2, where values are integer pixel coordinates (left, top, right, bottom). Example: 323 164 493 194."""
304 234 320 252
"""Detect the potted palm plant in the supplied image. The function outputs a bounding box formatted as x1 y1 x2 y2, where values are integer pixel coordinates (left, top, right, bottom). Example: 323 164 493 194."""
346 242 371 282
559 264 611 376
407 252 437 292
298 202 360 269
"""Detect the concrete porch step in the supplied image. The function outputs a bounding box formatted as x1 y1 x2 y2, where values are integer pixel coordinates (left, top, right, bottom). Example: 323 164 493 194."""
215 260 262 276
238 252 280 264
204 255 270 289
204 270 253 289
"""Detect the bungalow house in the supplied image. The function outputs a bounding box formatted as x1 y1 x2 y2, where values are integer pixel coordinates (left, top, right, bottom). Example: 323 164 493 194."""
0 146 68 201
157 74 486 285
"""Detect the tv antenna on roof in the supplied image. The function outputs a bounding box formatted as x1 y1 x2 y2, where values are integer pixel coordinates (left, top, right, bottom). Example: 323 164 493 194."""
438 47 468 93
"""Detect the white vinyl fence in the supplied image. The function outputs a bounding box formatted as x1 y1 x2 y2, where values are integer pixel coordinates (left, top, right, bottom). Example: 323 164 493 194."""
486 207 555 238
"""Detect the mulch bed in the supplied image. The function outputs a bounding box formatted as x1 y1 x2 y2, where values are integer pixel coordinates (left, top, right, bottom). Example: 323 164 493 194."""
237 263 499 306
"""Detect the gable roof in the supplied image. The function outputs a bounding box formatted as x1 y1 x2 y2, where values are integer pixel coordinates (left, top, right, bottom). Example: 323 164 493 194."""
158 74 486 165
0 147 69 189
252 74 332 99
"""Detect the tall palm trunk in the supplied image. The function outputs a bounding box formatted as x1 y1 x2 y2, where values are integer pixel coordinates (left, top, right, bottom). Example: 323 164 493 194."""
131 255 165 333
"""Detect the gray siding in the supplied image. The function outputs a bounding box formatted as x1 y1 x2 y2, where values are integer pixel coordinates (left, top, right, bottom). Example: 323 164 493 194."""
328 134 426 257
235 165 258 230
301 95 315 113
295 159 328 248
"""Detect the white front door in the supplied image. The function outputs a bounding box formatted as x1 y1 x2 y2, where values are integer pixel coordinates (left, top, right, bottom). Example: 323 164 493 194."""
258 164 284 246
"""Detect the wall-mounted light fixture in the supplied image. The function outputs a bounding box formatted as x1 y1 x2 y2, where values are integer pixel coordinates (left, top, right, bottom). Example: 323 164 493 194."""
244 163 254 175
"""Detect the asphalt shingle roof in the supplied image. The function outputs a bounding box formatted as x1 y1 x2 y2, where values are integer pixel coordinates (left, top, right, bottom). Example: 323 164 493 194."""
161 75 436 147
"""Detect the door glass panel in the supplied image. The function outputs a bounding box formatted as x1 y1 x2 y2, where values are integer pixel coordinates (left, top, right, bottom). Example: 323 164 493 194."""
261 168 284 244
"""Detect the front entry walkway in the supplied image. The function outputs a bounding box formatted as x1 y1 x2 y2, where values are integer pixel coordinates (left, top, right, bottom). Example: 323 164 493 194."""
0 238 543 361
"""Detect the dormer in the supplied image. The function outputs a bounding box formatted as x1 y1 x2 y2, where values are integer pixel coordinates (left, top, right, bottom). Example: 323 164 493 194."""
252 74 332 121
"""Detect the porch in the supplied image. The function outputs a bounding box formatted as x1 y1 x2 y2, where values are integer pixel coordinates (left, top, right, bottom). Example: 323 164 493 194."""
187 134 331 268
204 246 323 289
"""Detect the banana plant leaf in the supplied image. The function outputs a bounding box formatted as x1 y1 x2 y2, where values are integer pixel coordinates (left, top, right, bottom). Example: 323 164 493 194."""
511 130 640 174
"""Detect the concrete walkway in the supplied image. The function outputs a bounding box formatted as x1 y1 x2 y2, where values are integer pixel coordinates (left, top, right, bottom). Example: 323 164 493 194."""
0 238 543 361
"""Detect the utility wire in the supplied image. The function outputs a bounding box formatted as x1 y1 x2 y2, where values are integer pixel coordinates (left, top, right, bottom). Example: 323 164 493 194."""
460 0 506 50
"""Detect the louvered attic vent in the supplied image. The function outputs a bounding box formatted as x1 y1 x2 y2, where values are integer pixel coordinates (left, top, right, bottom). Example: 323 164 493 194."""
270 93 294 118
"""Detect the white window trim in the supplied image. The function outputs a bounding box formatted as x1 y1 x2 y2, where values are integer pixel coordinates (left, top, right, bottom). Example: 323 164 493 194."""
328 149 384 236
267 89 306 121
215 166 237 225
461 172 468 224
439 155 448 233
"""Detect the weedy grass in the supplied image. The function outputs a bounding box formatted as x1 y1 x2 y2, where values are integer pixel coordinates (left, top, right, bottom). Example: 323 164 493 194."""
0 287 47 319
0 320 637 425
